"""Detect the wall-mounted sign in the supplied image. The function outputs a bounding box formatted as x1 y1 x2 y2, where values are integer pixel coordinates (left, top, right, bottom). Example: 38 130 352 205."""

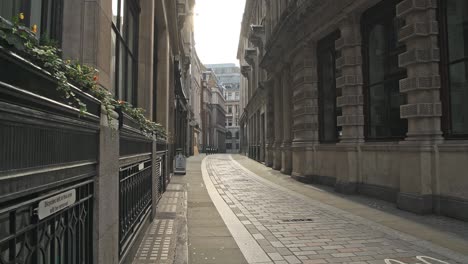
38 189 76 220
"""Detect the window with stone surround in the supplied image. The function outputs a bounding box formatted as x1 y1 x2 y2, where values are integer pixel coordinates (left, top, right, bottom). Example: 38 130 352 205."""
0 0 63 45
439 0 468 137
111 0 139 106
317 31 341 143
362 0 407 139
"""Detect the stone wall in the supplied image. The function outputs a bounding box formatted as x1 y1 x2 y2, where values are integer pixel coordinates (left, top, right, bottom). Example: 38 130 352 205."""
239 0 468 221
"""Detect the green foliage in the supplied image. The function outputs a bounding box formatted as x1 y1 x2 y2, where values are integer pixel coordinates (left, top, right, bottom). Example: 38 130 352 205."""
0 14 166 139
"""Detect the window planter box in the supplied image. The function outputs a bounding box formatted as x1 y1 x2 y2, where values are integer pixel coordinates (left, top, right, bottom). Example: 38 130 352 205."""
0 44 101 121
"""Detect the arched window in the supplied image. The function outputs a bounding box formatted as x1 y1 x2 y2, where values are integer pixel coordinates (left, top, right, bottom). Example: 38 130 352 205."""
226 131 232 139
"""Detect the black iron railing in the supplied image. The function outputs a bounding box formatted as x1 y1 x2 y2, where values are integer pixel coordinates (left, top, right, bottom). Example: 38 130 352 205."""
118 159 152 258
0 180 94 264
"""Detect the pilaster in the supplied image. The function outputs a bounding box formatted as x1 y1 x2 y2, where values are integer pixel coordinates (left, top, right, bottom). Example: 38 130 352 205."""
94 108 120 264
396 0 442 214
273 75 283 170
397 0 443 143
264 77 275 167
291 43 319 178
335 15 365 144
281 65 293 175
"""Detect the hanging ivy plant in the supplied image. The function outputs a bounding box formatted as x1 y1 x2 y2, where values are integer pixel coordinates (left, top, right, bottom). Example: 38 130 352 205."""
0 14 166 139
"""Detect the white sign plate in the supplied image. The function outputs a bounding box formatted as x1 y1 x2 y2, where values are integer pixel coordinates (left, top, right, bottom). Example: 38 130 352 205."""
38 189 76 220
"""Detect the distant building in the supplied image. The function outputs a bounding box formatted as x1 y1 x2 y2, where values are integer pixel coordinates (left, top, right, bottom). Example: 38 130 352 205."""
206 64 241 153
202 70 227 152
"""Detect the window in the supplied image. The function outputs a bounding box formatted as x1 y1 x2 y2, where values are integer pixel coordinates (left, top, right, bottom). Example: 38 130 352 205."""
0 0 63 45
228 106 232 113
235 131 239 139
362 0 407 139
440 0 468 137
317 31 341 143
226 132 232 139
226 143 232 149
112 0 139 106
235 92 240 99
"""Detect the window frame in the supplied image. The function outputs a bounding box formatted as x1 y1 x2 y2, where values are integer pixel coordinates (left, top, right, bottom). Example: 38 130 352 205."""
361 0 407 141
438 0 468 138
317 30 341 143
112 0 140 106
0 0 63 45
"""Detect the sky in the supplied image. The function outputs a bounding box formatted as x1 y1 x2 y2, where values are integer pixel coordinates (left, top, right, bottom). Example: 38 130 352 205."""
194 0 246 65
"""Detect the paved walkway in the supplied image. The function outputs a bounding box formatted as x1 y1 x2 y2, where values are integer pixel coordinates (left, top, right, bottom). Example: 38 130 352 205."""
202 154 468 264
133 154 468 264
178 154 248 264
132 182 187 264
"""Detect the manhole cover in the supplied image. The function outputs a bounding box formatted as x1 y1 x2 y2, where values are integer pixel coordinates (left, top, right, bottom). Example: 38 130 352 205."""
282 218 314 223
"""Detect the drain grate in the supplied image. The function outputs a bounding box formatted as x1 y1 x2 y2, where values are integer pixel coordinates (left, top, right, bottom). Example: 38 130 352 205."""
282 218 314 223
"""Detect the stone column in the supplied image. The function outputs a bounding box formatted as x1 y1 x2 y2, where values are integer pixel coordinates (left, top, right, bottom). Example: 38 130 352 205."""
335 16 365 144
281 65 293 174
333 15 365 194
396 0 442 214
255 112 260 161
265 78 275 167
291 43 319 179
273 75 283 170
94 108 120 264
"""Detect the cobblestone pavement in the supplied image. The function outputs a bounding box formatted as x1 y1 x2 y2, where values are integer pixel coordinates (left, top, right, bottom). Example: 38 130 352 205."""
133 183 187 264
204 155 468 264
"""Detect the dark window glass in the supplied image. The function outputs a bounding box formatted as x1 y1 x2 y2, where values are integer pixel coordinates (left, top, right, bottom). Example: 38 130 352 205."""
112 0 139 105
0 0 63 45
440 0 468 136
318 31 341 143
362 0 407 139
226 132 232 139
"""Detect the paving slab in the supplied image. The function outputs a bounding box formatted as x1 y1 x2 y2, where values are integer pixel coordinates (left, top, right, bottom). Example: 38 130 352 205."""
176 154 248 264
201 154 468 264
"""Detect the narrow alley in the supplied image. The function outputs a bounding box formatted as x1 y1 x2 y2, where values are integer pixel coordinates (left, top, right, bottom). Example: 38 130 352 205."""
132 155 468 264
2 1 468 264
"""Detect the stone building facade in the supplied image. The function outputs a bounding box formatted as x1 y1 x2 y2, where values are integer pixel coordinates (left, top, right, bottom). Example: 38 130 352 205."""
189 50 204 155
238 0 468 221
206 64 241 153
0 0 203 263
201 69 227 152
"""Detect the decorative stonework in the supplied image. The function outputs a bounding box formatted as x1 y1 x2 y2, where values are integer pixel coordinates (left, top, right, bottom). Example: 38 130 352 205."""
399 48 440 67
399 76 440 93
244 48 258 66
291 44 319 143
335 15 365 143
399 21 438 42
249 25 265 49
397 0 443 142
240 65 251 78
396 0 437 17
400 103 442 118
